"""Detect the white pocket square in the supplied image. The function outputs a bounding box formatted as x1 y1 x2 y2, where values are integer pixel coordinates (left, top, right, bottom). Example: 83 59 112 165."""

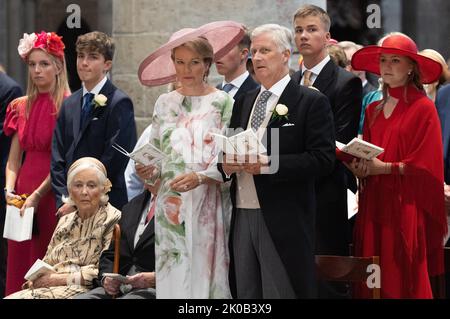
281 123 295 127
91 117 99 121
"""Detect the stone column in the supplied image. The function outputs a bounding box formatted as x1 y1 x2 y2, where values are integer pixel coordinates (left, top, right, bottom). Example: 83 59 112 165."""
112 0 325 135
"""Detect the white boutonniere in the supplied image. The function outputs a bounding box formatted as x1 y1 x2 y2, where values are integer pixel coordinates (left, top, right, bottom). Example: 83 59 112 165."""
271 104 289 121
92 94 107 109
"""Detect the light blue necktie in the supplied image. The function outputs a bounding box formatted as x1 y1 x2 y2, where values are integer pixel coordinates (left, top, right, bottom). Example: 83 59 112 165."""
250 90 272 131
222 83 235 93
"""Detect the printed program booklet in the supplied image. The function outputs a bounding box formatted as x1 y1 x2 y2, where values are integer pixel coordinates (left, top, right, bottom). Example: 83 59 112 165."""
3 205 34 242
211 129 267 156
24 258 55 281
336 138 384 162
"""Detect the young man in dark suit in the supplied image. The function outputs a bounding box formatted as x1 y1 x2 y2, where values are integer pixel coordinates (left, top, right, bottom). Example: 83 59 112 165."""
219 24 335 298
0 70 22 298
291 4 362 298
75 182 156 299
52 31 137 215
216 30 259 101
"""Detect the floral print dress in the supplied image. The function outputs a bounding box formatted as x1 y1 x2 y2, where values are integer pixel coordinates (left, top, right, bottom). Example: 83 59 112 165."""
150 90 233 298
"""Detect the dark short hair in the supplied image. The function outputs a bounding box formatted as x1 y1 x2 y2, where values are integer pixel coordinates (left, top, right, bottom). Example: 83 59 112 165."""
76 31 115 61
238 31 251 51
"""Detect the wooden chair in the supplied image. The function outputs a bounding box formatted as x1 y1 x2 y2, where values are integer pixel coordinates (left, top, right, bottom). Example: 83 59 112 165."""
315 255 381 299
112 224 121 299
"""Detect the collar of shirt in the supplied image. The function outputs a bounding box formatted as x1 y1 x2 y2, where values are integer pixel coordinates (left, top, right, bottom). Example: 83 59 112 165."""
301 55 330 86
82 75 108 96
256 73 291 118
221 71 249 98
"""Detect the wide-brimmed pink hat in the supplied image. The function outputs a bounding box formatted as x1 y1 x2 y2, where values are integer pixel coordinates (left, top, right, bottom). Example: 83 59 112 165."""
351 34 442 84
138 21 244 87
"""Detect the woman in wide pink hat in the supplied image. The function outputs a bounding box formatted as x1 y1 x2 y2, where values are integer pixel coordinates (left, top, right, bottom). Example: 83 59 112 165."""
346 33 447 298
136 21 244 299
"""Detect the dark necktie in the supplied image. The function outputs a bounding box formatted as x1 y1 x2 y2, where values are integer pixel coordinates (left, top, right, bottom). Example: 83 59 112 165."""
222 83 235 93
80 93 94 128
250 90 272 131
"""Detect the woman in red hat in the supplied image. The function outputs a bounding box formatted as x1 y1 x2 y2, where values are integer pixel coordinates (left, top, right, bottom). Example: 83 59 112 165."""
3 31 70 295
347 34 447 298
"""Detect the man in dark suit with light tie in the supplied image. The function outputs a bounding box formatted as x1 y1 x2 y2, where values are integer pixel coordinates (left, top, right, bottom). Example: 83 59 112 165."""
216 30 259 101
291 4 362 298
0 70 22 298
219 24 335 298
52 31 136 216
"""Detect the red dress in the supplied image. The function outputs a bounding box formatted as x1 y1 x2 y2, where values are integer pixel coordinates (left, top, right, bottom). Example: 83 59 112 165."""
3 93 59 295
354 86 447 298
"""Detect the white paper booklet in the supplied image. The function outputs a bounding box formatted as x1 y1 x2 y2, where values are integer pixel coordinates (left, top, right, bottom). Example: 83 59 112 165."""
336 138 384 160
112 142 166 166
24 258 55 281
3 205 34 242
102 273 129 283
211 129 267 155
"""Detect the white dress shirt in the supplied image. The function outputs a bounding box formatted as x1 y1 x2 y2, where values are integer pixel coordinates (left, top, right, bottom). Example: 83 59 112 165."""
300 55 330 86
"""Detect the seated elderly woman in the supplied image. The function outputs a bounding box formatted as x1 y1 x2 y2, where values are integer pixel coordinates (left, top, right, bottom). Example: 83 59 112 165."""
5 157 121 299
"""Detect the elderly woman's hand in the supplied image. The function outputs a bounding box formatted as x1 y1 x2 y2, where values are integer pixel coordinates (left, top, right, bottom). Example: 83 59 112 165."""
32 273 67 288
103 276 121 296
170 172 201 192
126 272 155 289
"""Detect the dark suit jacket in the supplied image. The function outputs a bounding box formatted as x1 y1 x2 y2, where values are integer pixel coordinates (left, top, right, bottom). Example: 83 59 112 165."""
436 84 450 184
0 72 22 221
217 74 260 101
292 61 362 256
362 81 377 97
96 191 155 287
51 79 137 210
219 80 335 298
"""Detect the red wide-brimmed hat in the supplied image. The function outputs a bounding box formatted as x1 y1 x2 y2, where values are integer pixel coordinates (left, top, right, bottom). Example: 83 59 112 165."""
351 34 442 84
138 21 244 87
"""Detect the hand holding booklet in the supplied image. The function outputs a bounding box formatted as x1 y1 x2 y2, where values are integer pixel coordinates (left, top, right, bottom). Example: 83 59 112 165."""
24 259 55 281
211 129 267 156
336 138 384 162
112 142 166 166
102 273 129 283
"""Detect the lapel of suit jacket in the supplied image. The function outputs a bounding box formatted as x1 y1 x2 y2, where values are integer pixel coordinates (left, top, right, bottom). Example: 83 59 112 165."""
235 75 258 101
127 191 153 252
267 80 301 128
75 79 115 145
239 89 259 129
134 194 155 251
71 89 83 142
312 60 335 94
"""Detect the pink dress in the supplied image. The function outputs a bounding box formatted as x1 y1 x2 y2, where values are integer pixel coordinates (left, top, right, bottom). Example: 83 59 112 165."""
3 93 59 295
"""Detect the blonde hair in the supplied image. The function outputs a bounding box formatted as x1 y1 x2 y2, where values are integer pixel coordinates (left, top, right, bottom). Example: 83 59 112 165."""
25 49 70 117
293 4 331 32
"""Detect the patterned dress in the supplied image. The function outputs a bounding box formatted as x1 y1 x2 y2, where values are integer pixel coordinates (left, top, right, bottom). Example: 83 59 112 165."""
5 203 121 299
150 90 233 298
